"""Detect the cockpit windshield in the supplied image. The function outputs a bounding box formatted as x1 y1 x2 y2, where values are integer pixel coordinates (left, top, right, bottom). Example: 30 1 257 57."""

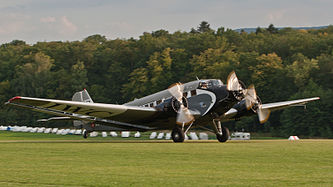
198 79 223 89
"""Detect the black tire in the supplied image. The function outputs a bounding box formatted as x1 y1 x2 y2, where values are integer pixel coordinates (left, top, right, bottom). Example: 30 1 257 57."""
171 126 185 142
83 130 88 139
216 126 230 142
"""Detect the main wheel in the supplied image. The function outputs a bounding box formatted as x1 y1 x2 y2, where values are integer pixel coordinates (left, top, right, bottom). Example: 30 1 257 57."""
171 126 185 142
216 126 230 142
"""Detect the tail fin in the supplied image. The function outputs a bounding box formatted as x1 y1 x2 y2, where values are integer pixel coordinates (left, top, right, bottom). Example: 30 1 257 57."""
72 89 94 103
72 89 93 128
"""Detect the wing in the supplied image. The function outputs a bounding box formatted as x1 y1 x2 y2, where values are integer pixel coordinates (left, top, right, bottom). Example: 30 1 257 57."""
222 97 320 122
6 96 159 130
261 97 320 111
257 97 320 123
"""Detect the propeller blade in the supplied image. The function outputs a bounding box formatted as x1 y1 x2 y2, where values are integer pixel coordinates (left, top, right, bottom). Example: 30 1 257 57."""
176 105 194 125
227 71 242 91
257 106 271 124
243 84 270 123
245 84 257 110
168 83 184 102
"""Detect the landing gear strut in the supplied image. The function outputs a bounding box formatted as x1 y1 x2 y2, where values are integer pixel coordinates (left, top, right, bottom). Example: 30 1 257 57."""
212 120 230 142
171 126 185 142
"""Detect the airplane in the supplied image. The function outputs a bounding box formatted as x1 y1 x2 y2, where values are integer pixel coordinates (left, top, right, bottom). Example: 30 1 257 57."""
5 71 320 142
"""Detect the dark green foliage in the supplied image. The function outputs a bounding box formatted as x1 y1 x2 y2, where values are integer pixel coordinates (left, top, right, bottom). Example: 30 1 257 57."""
197 21 213 33
280 81 333 138
267 24 279 34
0 22 332 137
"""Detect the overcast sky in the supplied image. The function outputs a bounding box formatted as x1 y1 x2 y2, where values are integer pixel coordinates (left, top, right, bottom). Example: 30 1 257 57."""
0 0 332 44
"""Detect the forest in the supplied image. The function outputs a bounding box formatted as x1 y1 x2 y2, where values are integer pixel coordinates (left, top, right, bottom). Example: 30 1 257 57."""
0 22 332 138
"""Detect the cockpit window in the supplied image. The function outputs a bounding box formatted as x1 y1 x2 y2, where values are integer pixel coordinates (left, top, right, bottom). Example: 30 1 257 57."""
198 80 223 89
211 79 223 86
199 81 209 89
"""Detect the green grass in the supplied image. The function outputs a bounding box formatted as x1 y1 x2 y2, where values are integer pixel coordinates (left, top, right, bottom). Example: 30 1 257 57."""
0 131 332 186
0 131 147 141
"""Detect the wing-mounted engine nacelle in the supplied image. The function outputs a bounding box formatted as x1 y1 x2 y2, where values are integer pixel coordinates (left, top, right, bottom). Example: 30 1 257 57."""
226 71 248 102
231 96 262 118
226 71 262 114
228 80 247 102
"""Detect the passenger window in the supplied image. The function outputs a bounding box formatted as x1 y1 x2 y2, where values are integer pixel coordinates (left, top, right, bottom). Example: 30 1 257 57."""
149 103 154 107
156 100 162 105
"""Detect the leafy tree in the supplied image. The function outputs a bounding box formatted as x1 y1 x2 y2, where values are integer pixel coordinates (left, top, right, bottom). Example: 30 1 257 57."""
267 24 278 34
9 40 26 46
147 48 173 92
314 54 333 90
70 61 88 92
197 21 213 33
255 27 264 34
11 52 54 97
250 53 292 102
152 30 170 37
190 48 238 80
83 34 107 43
216 27 225 36
122 68 149 100
287 53 319 88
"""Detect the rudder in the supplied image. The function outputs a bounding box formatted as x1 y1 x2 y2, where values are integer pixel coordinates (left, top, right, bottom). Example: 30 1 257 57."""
72 89 94 103
72 89 93 128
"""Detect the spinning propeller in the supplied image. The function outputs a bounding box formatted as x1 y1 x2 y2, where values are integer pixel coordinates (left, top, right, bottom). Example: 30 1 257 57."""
227 71 270 124
168 83 194 125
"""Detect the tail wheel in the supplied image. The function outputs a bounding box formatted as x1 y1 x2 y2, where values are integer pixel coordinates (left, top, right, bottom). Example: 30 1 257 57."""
171 126 185 142
83 130 88 139
216 126 230 142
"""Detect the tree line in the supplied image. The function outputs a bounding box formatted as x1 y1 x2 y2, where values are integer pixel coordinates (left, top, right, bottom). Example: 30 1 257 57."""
0 22 332 138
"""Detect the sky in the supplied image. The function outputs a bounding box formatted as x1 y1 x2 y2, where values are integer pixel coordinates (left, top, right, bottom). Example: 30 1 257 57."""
0 0 332 44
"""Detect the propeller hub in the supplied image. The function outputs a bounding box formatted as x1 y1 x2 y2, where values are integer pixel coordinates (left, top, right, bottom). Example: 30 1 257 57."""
171 97 188 112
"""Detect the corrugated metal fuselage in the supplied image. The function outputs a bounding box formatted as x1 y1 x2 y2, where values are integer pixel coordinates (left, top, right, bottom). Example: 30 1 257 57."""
114 79 239 131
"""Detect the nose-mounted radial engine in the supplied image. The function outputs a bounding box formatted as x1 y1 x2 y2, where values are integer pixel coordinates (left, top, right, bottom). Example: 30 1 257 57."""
166 83 195 142
168 83 194 125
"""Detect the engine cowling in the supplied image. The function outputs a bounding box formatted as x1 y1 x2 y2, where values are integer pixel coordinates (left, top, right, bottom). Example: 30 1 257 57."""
229 96 262 119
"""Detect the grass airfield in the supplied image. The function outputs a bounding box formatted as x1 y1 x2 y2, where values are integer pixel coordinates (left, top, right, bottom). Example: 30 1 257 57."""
0 132 332 186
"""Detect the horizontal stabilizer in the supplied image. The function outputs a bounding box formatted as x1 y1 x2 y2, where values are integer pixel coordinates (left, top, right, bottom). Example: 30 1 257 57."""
37 117 71 122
